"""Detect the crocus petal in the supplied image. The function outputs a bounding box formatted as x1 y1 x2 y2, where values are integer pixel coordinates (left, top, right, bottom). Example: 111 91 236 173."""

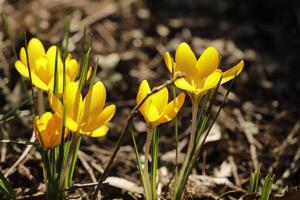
136 80 151 104
65 55 79 81
202 69 223 91
221 60 244 84
15 60 29 78
84 125 109 137
65 116 79 132
46 46 63 73
82 104 116 132
175 43 198 79
34 112 63 149
196 47 220 78
34 56 51 84
151 87 168 114
31 72 49 91
48 74 70 95
145 99 160 123
48 91 64 117
63 82 82 121
164 52 175 73
152 92 185 127
20 48 28 66
174 77 195 92
81 81 106 123
27 38 46 68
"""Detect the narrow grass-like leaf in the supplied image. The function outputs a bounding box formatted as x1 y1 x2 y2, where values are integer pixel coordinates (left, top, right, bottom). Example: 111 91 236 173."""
0 170 16 200
65 137 81 188
150 127 159 199
130 128 148 197
89 57 100 90
248 165 261 193
78 48 91 91
260 173 274 200
53 45 59 95
172 86 179 179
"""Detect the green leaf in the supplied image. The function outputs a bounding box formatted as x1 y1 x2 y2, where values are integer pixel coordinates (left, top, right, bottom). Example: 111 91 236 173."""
248 165 261 193
78 48 91 91
260 173 274 200
130 128 148 197
150 127 159 199
0 170 16 200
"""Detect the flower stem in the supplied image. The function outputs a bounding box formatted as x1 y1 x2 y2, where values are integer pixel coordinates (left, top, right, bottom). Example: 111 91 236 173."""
59 133 79 189
186 98 199 157
144 127 153 200
173 98 199 200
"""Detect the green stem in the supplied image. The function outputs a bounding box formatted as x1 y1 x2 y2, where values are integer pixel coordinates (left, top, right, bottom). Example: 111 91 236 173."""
144 127 153 200
173 98 199 200
186 98 200 157
59 133 79 188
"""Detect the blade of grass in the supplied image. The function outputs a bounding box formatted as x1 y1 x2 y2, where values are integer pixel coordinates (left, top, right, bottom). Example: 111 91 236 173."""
150 127 159 199
78 48 91 91
130 128 149 198
0 170 16 200
260 173 274 200
89 57 100 90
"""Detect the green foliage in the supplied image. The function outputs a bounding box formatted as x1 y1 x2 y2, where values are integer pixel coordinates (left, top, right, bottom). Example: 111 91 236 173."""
0 171 16 200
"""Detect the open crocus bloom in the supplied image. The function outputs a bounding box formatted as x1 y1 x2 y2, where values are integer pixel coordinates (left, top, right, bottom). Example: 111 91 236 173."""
15 38 79 93
34 112 66 149
164 42 244 101
48 81 116 137
136 80 185 128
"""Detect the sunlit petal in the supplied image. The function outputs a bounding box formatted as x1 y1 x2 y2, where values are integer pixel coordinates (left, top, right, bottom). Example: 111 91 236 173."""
152 92 185 127
136 80 151 104
84 125 109 137
196 47 220 78
48 91 64 117
28 38 46 68
202 69 223 91
65 55 79 81
82 104 116 132
63 82 82 121
175 42 198 80
81 81 106 123
164 52 175 73
221 60 244 84
15 60 29 78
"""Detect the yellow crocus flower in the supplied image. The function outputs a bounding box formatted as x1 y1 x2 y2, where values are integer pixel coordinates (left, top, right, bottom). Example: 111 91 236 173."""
164 42 244 101
136 80 185 128
15 38 79 93
48 81 116 137
34 112 66 149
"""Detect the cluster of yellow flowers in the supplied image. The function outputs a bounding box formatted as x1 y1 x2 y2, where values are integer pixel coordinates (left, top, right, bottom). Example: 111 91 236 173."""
138 42 244 127
15 38 243 150
15 38 116 148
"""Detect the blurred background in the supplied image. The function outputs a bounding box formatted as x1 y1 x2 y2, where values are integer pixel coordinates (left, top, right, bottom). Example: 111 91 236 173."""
0 0 300 199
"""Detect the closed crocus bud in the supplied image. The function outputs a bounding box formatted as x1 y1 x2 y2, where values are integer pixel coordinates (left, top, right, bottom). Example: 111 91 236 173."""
164 42 244 101
136 80 185 128
34 112 65 149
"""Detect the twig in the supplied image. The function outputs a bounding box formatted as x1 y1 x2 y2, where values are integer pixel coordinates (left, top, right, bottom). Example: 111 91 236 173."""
91 73 185 199
234 109 259 169
5 133 35 177
228 156 241 187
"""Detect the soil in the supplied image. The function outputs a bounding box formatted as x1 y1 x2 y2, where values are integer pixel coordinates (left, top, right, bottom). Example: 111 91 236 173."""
0 0 300 199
